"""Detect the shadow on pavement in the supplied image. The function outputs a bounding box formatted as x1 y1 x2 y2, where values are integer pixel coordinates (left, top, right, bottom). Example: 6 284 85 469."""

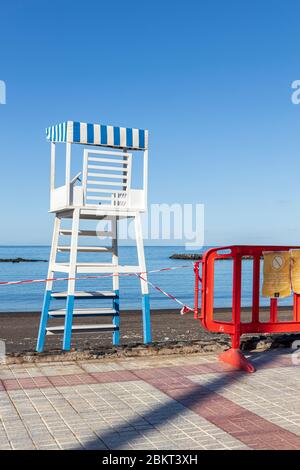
78 348 295 449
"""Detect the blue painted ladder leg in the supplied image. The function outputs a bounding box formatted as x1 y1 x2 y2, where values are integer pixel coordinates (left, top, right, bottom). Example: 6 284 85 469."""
36 289 52 352
142 293 151 343
113 290 120 345
134 212 152 344
63 295 74 350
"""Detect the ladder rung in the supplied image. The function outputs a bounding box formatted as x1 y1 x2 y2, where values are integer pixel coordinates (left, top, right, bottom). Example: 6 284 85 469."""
59 230 112 237
85 188 125 194
52 263 139 273
87 179 126 187
49 308 117 318
46 324 118 335
51 291 117 299
88 165 128 172
57 246 112 252
88 172 128 180
88 157 128 164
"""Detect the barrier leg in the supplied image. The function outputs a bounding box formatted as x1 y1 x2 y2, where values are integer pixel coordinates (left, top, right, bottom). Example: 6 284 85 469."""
219 333 255 373
218 254 255 373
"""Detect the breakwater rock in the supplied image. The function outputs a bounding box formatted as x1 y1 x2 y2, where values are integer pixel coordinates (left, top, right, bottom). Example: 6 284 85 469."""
169 253 259 260
169 253 203 260
0 258 48 263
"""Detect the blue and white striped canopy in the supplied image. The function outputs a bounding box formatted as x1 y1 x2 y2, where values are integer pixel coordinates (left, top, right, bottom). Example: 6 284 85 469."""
46 121 148 150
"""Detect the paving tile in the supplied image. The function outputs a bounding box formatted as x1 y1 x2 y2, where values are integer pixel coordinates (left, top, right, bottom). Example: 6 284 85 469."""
0 350 299 450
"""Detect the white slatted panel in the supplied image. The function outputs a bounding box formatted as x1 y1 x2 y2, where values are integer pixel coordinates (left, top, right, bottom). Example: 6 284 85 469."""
83 149 132 208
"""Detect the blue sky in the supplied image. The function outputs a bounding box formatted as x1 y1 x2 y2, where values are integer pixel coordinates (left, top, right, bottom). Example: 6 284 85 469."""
1 0 300 246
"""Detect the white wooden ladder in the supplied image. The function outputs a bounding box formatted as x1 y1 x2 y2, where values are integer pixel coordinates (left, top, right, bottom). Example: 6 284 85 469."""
36 214 121 351
36 209 149 351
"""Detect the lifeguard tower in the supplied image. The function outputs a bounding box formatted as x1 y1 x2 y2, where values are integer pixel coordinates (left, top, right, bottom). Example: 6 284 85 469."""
36 120 151 351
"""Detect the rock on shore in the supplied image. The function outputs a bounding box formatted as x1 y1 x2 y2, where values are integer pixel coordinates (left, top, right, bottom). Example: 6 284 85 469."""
0 258 48 263
169 253 203 260
169 253 260 260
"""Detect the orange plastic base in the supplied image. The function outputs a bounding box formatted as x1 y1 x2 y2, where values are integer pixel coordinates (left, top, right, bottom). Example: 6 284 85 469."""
219 348 255 373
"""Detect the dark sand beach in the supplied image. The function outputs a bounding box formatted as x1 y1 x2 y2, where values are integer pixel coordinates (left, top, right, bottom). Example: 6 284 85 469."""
0 307 299 356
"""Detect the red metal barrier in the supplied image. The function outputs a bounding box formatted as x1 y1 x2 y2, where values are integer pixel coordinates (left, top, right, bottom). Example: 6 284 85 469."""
194 245 300 373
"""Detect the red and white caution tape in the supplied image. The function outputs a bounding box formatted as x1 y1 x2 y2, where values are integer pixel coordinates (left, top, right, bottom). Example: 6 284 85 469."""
135 273 194 315
0 264 195 315
0 265 190 286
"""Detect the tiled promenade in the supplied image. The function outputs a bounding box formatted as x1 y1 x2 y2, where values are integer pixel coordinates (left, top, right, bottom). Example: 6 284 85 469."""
0 350 299 450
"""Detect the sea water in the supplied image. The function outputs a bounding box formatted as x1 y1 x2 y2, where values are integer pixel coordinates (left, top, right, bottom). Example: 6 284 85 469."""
0 246 293 312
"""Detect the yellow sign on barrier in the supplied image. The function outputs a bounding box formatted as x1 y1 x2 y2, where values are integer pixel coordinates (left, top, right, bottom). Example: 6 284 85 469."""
262 251 291 298
290 249 300 294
